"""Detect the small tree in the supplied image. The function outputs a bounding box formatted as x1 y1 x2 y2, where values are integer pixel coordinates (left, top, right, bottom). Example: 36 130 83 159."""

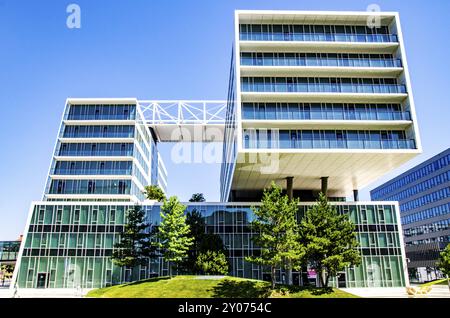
0 264 14 286
157 196 194 277
300 193 361 288
181 209 225 274
189 193 205 202
437 244 450 290
144 185 166 202
111 206 155 271
195 251 229 275
246 182 305 289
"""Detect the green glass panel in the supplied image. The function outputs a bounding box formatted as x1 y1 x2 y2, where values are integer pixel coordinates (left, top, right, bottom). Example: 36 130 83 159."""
378 233 387 247
45 206 54 224
359 233 369 247
349 206 358 223
116 206 125 224
87 234 95 248
105 234 113 248
80 206 89 224
384 205 394 223
69 234 77 248
62 207 71 224
98 206 106 224
366 206 376 224
50 234 59 248
31 234 41 248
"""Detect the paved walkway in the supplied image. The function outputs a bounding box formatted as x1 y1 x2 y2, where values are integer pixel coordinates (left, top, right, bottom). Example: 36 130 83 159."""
342 285 450 298
0 287 92 298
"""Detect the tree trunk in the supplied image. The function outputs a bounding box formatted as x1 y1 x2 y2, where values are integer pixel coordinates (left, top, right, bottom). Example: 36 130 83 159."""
286 262 293 285
320 269 328 288
271 266 276 289
301 264 309 286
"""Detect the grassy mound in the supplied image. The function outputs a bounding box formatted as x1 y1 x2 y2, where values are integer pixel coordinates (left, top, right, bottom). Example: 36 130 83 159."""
86 275 358 298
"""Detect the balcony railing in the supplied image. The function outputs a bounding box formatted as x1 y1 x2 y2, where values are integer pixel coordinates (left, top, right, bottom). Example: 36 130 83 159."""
53 169 132 175
241 56 402 68
66 114 135 120
241 82 407 94
62 132 135 138
240 32 398 43
244 139 416 150
58 150 134 157
243 110 411 121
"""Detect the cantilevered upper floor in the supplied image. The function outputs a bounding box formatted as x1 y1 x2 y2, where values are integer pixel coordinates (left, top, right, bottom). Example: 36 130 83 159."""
220 10 422 201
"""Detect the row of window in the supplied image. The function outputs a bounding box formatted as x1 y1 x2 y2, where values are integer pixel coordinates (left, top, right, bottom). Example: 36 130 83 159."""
239 24 395 42
243 129 413 150
63 125 135 139
406 235 450 246
241 52 402 68
49 179 131 195
401 203 450 225
404 218 450 238
242 102 410 121
58 142 134 157
400 187 450 212
32 206 125 225
381 171 450 202
371 153 450 199
67 104 136 120
53 161 133 175
241 77 406 94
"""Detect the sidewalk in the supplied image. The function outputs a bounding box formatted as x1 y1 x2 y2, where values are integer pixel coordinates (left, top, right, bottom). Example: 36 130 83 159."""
341 286 450 298
0 287 93 298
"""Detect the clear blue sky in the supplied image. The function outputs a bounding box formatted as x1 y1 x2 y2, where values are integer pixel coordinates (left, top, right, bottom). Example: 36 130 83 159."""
0 0 449 240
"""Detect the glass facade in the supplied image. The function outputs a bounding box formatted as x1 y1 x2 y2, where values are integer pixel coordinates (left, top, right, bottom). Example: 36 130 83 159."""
44 102 164 202
241 77 406 94
63 125 135 139
67 104 136 120
239 24 397 42
0 241 21 263
16 202 406 289
243 129 414 150
370 148 450 275
242 102 410 121
241 52 402 68
58 143 134 157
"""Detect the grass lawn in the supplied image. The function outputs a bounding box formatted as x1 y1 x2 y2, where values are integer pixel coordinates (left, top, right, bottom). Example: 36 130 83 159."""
420 278 450 287
86 275 358 298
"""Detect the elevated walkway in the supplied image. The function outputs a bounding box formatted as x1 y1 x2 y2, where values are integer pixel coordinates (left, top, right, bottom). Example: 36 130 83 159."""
138 100 227 142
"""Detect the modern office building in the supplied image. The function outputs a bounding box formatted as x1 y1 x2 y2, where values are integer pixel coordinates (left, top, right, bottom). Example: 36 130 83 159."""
11 10 421 289
371 148 450 282
0 239 21 266
221 10 421 202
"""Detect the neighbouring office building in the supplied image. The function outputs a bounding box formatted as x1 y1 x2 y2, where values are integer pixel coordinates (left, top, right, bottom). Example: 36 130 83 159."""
371 148 450 282
11 10 421 289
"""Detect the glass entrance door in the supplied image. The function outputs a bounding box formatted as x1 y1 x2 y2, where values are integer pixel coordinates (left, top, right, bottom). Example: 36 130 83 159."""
36 273 48 288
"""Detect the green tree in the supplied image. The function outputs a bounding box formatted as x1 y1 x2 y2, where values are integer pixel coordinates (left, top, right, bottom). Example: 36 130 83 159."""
195 251 229 275
246 181 305 289
157 196 194 277
182 209 226 274
0 264 14 287
300 193 361 288
144 185 166 202
189 193 206 202
437 244 450 290
111 205 155 270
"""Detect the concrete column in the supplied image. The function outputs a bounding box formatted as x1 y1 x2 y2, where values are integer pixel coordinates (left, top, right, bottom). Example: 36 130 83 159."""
320 177 329 196
286 177 294 200
353 189 359 202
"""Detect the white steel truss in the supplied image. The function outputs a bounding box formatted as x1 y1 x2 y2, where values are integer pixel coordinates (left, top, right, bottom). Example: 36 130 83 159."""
138 100 227 142
138 100 227 125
